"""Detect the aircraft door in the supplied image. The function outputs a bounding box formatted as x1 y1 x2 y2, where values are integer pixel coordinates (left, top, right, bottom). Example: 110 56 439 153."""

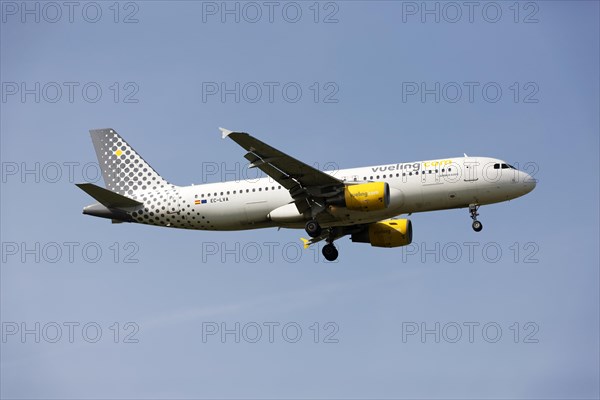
167 189 185 225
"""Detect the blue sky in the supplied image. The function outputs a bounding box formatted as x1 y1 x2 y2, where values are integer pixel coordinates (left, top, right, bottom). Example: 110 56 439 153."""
1 1 599 398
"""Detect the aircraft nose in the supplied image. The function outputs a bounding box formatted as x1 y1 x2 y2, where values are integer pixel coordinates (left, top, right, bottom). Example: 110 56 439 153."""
523 172 536 193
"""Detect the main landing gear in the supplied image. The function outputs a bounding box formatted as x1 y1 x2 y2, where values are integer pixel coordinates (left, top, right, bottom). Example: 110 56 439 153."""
469 204 483 232
305 219 339 261
305 219 322 238
322 242 339 262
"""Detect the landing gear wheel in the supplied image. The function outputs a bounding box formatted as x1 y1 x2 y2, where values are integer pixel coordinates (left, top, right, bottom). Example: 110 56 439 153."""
305 220 322 238
468 204 483 232
322 243 339 262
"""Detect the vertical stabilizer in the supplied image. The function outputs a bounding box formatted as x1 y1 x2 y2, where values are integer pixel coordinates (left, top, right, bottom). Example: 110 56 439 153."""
89 128 172 196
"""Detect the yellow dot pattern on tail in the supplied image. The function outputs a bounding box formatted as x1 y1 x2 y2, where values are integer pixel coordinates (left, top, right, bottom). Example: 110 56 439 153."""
87 128 212 230
90 128 172 196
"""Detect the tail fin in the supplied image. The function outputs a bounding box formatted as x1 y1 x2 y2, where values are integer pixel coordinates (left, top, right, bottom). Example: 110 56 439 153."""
89 128 171 196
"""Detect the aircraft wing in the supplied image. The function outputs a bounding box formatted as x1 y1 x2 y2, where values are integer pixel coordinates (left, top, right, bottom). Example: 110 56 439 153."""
221 128 344 214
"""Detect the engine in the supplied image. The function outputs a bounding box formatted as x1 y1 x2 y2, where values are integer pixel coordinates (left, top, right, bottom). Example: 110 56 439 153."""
329 182 390 212
351 219 412 247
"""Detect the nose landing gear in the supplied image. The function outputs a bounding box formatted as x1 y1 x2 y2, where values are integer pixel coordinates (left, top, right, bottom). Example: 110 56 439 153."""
469 204 483 232
304 220 339 261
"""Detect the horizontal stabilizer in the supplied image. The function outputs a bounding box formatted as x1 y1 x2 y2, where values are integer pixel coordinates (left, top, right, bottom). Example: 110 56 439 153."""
76 183 142 209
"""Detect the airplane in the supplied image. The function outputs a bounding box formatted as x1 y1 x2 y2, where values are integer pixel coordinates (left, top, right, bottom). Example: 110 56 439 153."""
76 128 536 261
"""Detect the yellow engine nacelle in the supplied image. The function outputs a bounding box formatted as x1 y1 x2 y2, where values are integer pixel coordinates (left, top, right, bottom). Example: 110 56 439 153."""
351 219 413 248
343 182 390 212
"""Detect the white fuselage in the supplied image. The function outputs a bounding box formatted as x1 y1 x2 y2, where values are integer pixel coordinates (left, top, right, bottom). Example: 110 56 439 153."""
126 156 535 231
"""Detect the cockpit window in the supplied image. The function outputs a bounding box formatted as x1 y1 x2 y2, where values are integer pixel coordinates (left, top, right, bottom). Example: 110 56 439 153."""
495 162 517 170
